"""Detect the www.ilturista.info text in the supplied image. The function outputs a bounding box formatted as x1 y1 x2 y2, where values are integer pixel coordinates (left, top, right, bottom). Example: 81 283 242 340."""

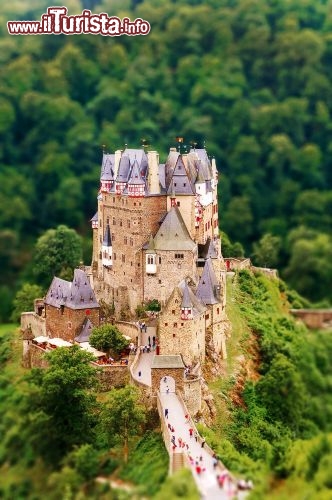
7 7 151 36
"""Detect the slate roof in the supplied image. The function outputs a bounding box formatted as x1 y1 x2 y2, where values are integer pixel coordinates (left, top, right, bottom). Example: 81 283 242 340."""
45 269 99 310
75 318 93 343
90 212 98 223
178 280 206 317
196 258 219 305
166 156 195 195
102 223 112 247
151 355 185 369
198 237 218 260
100 154 114 181
128 159 145 185
117 155 131 182
153 206 196 251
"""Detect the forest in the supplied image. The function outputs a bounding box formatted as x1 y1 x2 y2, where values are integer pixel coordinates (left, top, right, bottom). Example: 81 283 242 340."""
1 273 332 498
1 0 332 318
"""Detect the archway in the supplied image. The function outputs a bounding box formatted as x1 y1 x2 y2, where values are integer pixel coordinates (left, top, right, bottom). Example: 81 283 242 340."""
160 375 175 394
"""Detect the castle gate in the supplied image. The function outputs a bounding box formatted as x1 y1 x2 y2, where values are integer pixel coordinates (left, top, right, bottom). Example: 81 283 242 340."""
160 375 176 393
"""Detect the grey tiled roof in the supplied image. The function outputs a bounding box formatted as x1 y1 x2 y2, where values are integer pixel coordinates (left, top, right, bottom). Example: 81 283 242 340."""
117 155 131 182
102 223 112 247
196 258 219 305
75 318 93 343
100 154 114 181
198 237 218 259
128 159 146 185
153 206 196 251
178 280 206 317
90 212 98 222
151 355 185 369
165 150 180 190
166 156 195 195
158 164 166 190
45 269 99 310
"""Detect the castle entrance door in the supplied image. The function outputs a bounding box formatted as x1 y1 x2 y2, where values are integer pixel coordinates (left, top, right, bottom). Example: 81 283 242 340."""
160 375 175 394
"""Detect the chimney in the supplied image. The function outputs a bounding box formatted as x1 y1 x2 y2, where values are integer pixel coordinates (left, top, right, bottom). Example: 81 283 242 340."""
113 149 122 180
147 151 160 194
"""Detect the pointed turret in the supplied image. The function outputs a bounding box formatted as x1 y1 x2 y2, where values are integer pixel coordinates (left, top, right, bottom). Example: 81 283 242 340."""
181 281 193 320
196 258 220 305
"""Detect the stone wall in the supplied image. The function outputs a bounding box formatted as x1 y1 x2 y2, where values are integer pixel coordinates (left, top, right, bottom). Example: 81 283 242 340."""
97 364 130 390
158 288 206 365
151 367 184 395
21 312 46 338
28 343 49 368
45 305 100 342
115 321 140 343
290 309 332 329
144 249 198 306
182 375 201 415
94 193 167 313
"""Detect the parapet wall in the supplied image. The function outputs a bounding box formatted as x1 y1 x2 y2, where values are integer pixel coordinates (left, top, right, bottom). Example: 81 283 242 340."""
290 309 332 329
21 312 46 338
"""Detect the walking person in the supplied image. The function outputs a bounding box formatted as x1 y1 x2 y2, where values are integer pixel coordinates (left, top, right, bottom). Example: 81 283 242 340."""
165 408 169 418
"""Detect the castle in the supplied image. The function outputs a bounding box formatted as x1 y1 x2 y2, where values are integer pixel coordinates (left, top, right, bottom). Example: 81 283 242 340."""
21 144 229 376
90 145 228 365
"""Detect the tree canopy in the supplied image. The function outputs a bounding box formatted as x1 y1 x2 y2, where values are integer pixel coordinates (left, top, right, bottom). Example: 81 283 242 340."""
89 324 130 357
1 0 332 313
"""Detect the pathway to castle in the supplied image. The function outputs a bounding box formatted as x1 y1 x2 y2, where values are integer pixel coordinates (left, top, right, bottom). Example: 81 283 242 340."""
132 325 156 386
131 324 247 499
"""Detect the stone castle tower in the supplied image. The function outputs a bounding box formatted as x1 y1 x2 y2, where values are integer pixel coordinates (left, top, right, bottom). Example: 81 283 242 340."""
91 146 228 364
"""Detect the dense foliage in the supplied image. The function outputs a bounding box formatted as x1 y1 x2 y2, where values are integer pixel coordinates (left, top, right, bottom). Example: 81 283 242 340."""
0 327 170 498
0 0 332 318
89 323 130 356
205 271 332 498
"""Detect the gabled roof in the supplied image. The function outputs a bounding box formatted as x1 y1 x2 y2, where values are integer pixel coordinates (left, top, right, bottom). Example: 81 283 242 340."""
153 206 196 251
128 159 145 185
165 150 180 190
100 154 114 181
102 223 112 247
45 269 99 310
196 258 219 305
75 318 93 343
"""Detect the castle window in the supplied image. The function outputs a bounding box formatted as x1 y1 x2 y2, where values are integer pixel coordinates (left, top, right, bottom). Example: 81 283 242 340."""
173 322 177 327
172 310 175 314
177 201 180 207
181 323 184 326
158 279 161 284
134 202 136 206
175 253 184 259
99 252 102 259
175 299 178 303
217 307 220 314
130 238 133 246
173 333 176 338
183 183 186 187
174 183 177 186
127 220 130 228
122 254 125 263
112 233 115 241
159 257 161 264
120 220 123 227
165 323 168 326
113 218 116 225
114 253 116 260
113 197 115 202
124 236 127 244
205 314 209 319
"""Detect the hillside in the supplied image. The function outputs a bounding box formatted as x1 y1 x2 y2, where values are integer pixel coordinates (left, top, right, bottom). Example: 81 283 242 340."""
1 0 332 321
1 271 332 498
204 272 332 499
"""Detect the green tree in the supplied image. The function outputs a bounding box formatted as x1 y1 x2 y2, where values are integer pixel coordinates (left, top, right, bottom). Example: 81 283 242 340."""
256 353 307 431
89 324 129 357
25 346 98 466
252 233 281 268
32 225 82 288
102 385 146 462
11 283 43 322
